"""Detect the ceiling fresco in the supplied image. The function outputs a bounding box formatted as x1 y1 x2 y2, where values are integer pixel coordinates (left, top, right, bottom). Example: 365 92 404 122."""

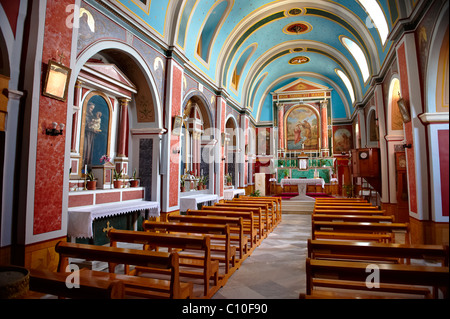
108 0 401 122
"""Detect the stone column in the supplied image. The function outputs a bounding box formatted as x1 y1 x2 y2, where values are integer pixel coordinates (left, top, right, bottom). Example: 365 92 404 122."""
117 98 130 158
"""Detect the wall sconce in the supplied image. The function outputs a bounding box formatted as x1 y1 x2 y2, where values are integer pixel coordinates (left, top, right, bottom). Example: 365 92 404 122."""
402 143 412 149
221 156 226 161
46 122 64 136
172 146 181 154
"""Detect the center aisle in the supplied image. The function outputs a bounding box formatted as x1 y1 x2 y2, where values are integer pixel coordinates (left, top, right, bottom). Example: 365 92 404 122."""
212 214 311 299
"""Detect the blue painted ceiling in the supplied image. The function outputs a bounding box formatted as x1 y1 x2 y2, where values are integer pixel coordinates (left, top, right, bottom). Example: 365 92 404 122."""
113 0 399 123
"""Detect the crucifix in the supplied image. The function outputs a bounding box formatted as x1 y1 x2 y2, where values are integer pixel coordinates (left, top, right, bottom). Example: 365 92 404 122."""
57 50 66 65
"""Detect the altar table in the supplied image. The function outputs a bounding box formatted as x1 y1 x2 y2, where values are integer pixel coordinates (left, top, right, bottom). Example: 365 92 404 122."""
179 194 219 212
223 188 246 200
280 178 325 201
68 200 160 238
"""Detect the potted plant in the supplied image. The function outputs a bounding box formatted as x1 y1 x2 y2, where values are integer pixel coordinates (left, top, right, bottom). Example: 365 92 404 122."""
86 171 97 190
225 174 232 186
200 175 208 190
130 169 139 187
113 168 123 189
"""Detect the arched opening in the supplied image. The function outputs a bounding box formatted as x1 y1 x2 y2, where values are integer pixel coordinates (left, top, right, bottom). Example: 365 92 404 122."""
180 95 214 191
225 116 238 187
70 46 162 202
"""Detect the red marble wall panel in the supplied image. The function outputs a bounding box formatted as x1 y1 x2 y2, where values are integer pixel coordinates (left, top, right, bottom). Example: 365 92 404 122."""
397 42 417 214
169 65 182 207
96 191 120 204
122 189 144 201
438 130 449 217
33 0 75 235
68 194 94 208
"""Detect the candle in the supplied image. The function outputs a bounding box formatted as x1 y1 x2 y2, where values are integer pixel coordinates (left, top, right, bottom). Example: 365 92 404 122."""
85 165 87 174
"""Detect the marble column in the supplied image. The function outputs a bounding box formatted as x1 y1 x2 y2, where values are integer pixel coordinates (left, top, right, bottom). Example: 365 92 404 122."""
276 103 285 150
116 98 130 175
320 100 329 157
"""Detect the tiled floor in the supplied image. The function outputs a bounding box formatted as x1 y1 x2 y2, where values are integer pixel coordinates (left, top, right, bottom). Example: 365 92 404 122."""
212 213 311 299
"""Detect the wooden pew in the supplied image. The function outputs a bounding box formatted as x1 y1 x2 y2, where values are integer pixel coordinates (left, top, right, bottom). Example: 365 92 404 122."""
202 205 265 241
107 229 219 298
315 198 367 203
313 206 380 213
55 241 193 299
185 209 257 252
237 196 282 225
167 214 248 262
313 209 386 216
215 202 272 234
229 200 278 229
315 202 374 207
312 221 410 243
307 239 449 266
303 258 449 299
143 221 236 277
28 268 125 299
312 214 395 223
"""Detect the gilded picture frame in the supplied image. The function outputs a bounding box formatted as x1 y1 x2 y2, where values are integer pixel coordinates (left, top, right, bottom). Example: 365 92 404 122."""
42 60 72 102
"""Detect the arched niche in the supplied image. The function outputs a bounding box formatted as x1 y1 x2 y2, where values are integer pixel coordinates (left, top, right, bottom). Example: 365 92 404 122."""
71 44 163 202
180 93 215 191
366 107 379 147
225 115 239 187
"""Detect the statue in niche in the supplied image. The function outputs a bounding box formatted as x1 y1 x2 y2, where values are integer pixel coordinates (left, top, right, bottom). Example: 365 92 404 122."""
82 94 109 168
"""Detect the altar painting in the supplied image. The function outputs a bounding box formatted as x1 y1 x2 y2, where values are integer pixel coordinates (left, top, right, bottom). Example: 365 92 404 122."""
285 106 319 151
81 93 111 168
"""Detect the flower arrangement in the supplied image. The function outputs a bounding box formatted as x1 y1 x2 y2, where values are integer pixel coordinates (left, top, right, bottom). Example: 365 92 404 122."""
100 154 111 164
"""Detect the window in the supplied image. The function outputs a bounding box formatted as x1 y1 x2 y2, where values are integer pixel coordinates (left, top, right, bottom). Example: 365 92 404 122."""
357 0 389 45
336 69 355 103
341 36 370 82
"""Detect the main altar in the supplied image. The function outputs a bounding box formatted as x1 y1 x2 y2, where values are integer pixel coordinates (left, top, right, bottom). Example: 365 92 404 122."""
280 178 325 201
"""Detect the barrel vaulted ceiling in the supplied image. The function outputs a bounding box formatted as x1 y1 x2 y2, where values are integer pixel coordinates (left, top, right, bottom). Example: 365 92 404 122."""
105 0 400 123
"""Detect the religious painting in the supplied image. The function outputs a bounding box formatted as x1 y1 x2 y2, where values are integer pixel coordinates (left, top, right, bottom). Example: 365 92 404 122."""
333 125 353 154
368 110 379 142
285 105 319 151
81 92 112 168
42 60 71 102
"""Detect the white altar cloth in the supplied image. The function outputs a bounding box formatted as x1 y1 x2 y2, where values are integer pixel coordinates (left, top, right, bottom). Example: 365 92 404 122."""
68 200 160 238
180 194 219 212
223 188 246 200
280 178 325 201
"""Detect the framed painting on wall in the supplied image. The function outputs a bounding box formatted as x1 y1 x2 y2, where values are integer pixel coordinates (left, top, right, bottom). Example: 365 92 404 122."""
333 125 353 154
42 60 71 102
284 105 319 151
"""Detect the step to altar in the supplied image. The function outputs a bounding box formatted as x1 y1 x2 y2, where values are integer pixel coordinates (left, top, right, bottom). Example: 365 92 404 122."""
281 200 315 214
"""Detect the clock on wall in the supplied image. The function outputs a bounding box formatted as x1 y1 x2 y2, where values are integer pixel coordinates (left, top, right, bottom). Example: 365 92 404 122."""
359 150 369 159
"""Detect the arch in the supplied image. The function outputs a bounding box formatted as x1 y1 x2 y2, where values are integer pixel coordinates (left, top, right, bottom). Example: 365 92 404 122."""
426 2 449 114
182 90 214 133
366 106 379 147
387 76 403 134
225 114 239 186
0 4 13 77
73 40 163 129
